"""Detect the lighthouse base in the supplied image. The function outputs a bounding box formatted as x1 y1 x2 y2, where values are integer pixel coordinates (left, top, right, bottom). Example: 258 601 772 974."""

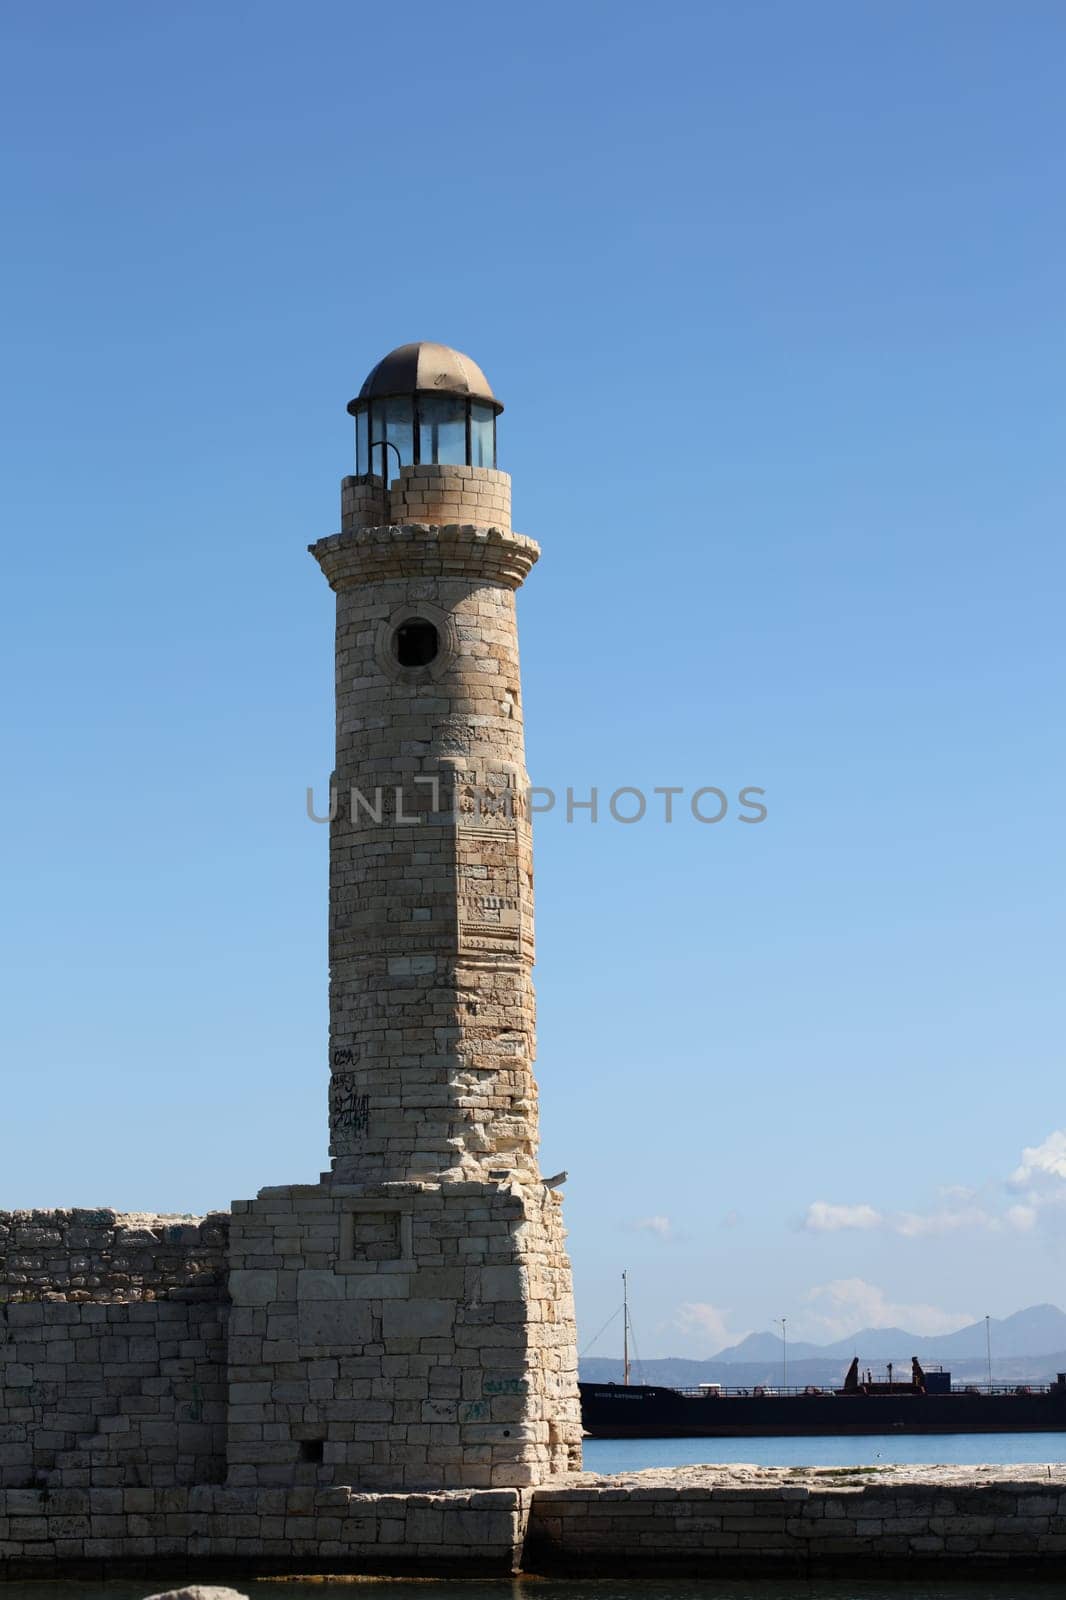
225 1176 581 1490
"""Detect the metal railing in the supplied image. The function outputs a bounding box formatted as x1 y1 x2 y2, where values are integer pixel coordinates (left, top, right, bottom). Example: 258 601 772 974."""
648 1382 1064 1398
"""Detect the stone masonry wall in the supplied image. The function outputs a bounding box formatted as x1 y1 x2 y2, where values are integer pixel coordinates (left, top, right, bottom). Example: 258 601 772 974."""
0 1483 526 1577
389 466 511 532
0 1213 229 1491
525 1467 1066 1576
0 1210 228 1303
225 1179 580 1491
341 466 511 535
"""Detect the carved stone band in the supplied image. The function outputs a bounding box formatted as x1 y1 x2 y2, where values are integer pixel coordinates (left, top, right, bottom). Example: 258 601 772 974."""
310 524 541 592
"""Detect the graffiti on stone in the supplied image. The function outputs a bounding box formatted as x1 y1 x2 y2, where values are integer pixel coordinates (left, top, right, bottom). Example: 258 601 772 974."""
329 1072 369 1135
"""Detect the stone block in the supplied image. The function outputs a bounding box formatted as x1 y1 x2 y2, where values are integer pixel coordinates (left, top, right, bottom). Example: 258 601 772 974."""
382 1299 455 1339
297 1300 372 1348
293 1268 343 1301
479 1265 526 1302
415 1268 467 1298
346 1273 411 1299
229 1270 278 1305
6 1306 45 1326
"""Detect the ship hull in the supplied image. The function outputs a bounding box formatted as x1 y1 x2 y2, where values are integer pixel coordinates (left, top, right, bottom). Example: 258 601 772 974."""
579 1383 1066 1438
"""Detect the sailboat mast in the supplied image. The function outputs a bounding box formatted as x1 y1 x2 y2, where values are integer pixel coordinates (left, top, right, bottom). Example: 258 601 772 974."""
623 1270 630 1387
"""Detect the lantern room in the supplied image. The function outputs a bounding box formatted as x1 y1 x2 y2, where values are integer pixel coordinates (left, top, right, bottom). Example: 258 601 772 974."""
347 341 503 483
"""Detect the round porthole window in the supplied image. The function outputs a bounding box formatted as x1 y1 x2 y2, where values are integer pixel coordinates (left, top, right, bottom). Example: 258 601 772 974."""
393 617 439 668
375 603 453 681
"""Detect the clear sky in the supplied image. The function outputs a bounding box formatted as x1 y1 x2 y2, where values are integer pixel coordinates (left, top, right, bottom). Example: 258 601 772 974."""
2 0 1064 1360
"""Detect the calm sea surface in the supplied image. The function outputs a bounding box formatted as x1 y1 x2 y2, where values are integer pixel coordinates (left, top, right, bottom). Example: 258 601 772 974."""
581 1430 1066 1474
0 1581 1061 1600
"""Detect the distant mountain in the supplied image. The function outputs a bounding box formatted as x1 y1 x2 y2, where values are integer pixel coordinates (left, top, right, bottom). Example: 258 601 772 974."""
710 1330 829 1364
580 1305 1066 1389
710 1305 1066 1365
581 1350 1066 1388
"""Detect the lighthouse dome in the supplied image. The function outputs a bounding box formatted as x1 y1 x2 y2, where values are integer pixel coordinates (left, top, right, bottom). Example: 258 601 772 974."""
350 342 501 414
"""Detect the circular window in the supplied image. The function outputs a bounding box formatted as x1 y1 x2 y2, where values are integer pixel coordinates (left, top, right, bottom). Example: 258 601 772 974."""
375 603 453 681
393 618 439 668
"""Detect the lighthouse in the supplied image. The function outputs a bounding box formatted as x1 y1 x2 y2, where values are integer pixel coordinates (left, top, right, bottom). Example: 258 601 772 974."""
225 344 582 1491
317 342 541 1186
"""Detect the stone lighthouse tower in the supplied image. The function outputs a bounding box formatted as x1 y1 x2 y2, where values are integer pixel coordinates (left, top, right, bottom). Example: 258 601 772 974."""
226 343 582 1491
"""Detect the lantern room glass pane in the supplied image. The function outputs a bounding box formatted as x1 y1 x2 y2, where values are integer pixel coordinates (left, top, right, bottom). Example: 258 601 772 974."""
369 397 414 484
418 394 467 465
470 403 495 468
355 406 369 475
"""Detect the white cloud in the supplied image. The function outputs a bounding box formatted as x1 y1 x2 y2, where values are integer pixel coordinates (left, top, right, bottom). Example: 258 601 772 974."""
802 1278 974 1340
627 1214 673 1240
893 1205 995 1238
1011 1130 1066 1189
803 1131 1066 1240
803 1198 1007 1238
1001 1130 1066 1234
673 1301 749 1353
803 1201 883 1233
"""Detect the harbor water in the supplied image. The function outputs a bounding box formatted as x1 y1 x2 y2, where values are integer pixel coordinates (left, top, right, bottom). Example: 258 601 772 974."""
581 1430 1066 1475
0 1580 1062 1600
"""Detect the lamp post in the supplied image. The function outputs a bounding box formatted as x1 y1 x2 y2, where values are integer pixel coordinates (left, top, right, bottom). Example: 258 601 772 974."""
774 1316 788 1391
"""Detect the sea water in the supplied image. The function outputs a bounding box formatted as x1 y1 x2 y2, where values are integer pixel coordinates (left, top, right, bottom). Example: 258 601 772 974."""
0 1580 1060 1600
581 1430 1066 1475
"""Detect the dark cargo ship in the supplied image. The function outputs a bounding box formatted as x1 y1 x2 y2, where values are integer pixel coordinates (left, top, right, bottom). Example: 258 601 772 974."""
580 1358 1066 1438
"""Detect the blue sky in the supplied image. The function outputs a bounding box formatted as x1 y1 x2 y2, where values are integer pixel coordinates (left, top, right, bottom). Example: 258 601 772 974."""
2 0 1064 1359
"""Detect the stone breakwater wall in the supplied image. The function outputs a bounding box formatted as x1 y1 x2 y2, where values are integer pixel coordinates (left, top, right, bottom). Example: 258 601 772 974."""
0 1212 230 1492
526 1465 1066 1576
0 1485 525 1577
2 1468 1066 1578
